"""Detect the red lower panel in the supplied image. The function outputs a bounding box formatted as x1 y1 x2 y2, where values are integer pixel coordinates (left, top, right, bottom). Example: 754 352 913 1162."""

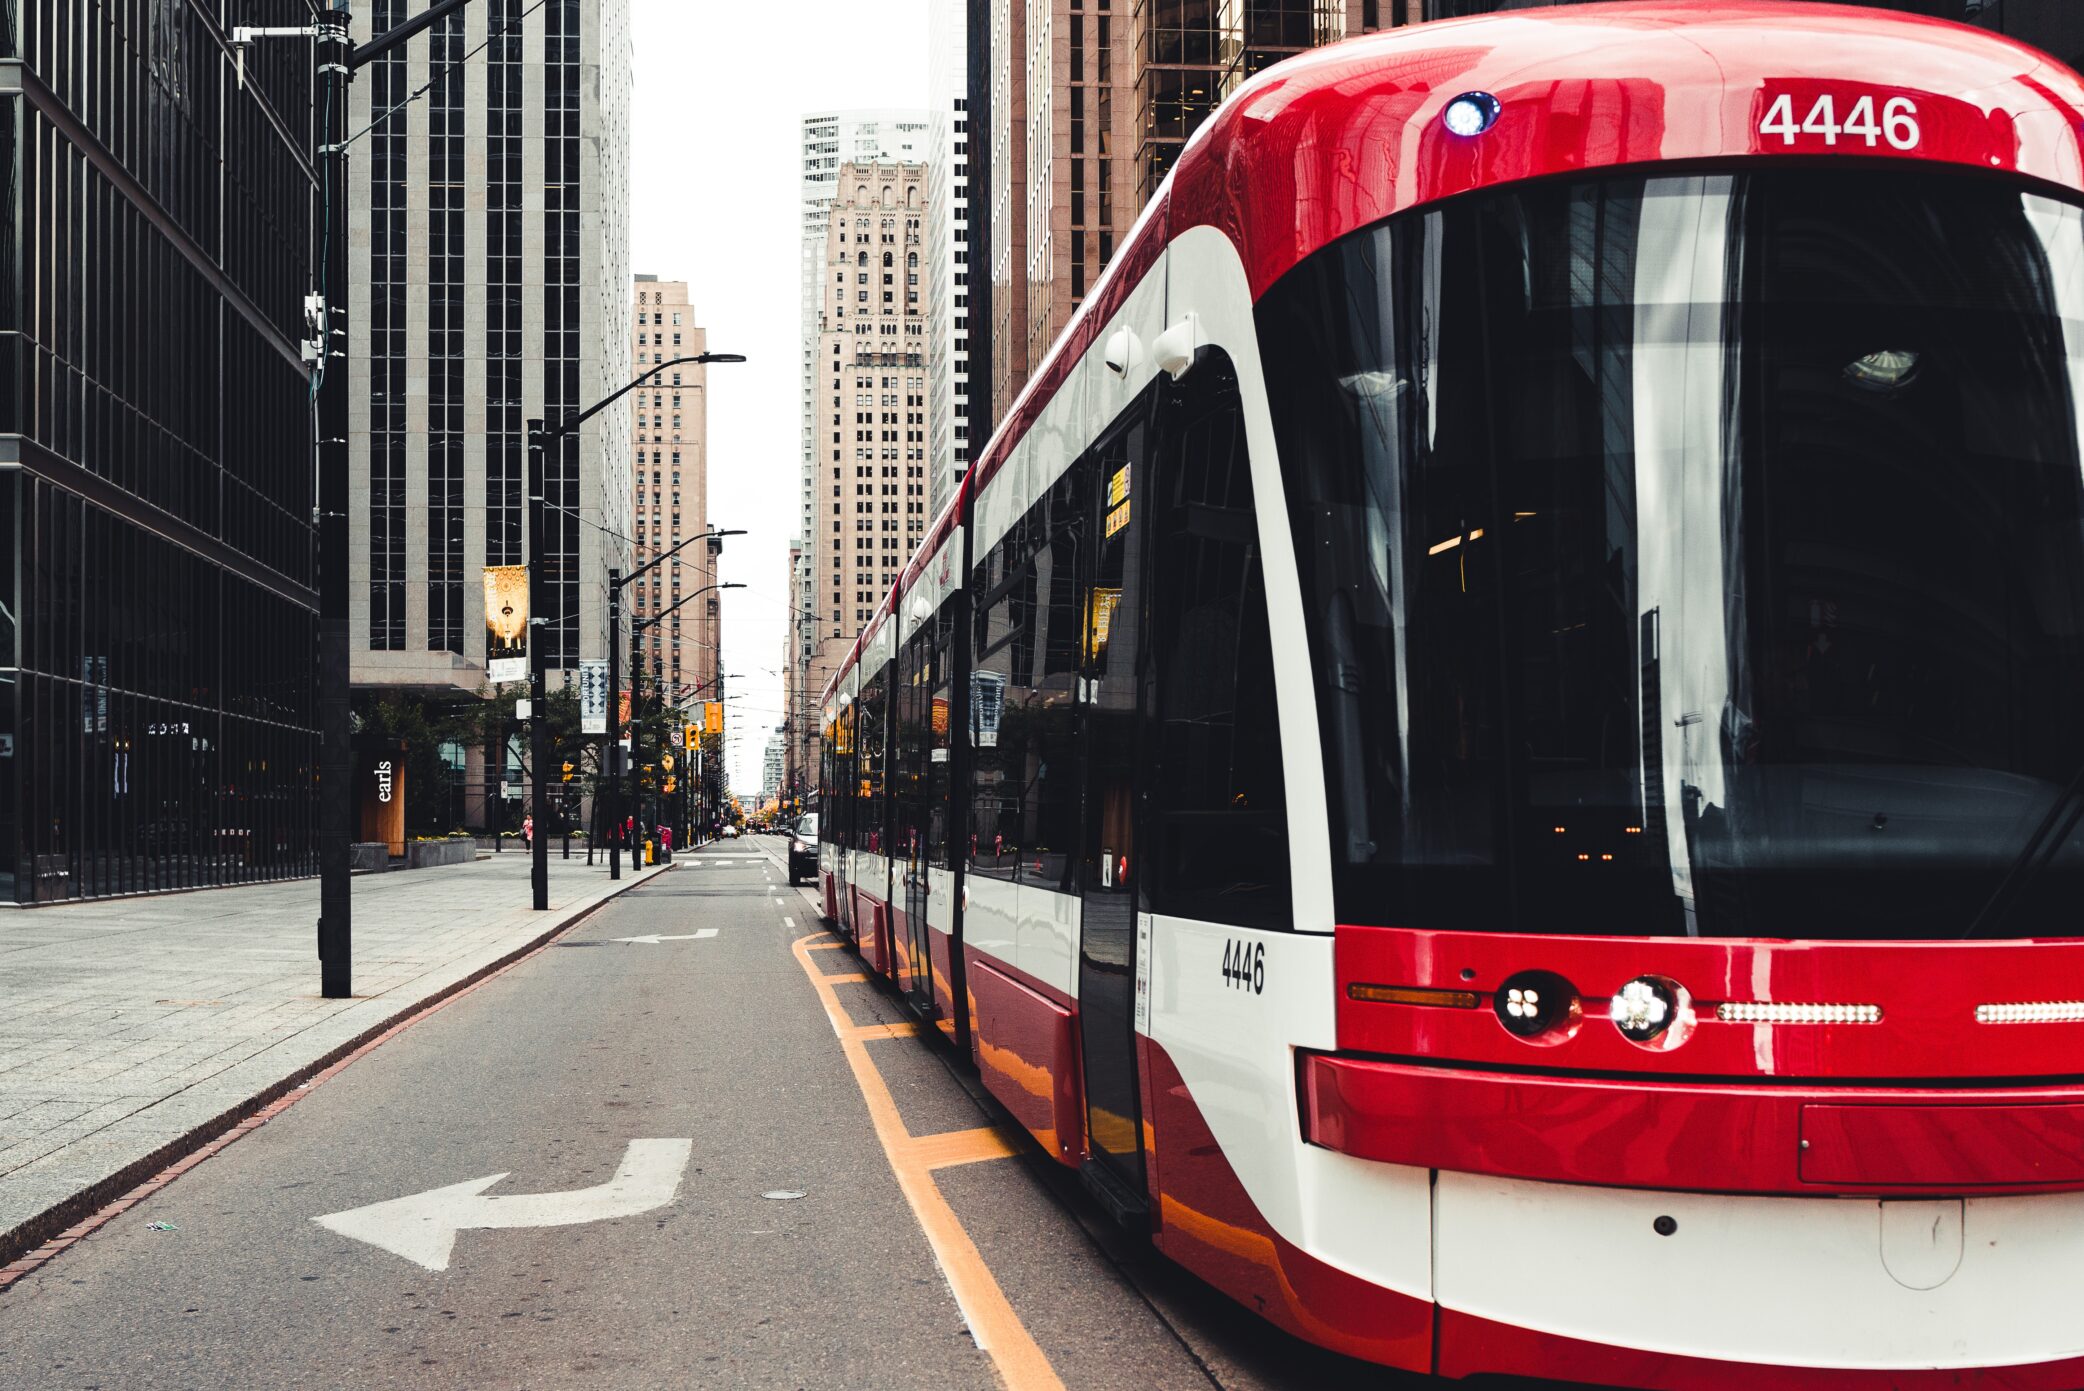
1144 1043 1433 1372
1301 1053 2084 1196
855 892 890 976
820 872 836 926
928 923 957 1039
1438 1310 2084 1390
967 955 1083 1166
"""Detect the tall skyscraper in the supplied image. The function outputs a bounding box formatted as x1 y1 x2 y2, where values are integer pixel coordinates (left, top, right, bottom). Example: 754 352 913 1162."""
928 0 975 513
0 4 320 901
789 111 929 801
346 0 634 830
628 278 715 716
805 162 933 755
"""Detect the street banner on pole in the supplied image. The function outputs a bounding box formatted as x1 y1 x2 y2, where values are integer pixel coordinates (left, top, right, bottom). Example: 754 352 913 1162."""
484 566 529 683
579 659 608 734
704 702 722 735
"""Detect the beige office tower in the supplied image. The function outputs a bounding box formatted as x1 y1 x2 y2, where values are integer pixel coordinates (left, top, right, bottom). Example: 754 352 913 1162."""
627 277 716 717
806 162 933 737
984 0 1397 424
791 112 929 807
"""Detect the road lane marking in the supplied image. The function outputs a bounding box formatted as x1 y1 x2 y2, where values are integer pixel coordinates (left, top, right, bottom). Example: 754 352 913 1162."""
783 916 797 929
790 935 1061 1391
608 930 718 945
848 1021 919 1041
908 1127 1019 1171
314 1138 693 1272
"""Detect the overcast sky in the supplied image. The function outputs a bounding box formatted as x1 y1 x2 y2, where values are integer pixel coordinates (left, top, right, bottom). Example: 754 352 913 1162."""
629 0 932 797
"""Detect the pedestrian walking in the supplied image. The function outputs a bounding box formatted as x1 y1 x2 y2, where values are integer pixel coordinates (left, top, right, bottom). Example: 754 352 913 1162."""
522 814 534 848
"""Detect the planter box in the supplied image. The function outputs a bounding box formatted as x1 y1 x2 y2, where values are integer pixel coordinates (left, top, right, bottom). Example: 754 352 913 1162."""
349 843 390 874
406 838 475 869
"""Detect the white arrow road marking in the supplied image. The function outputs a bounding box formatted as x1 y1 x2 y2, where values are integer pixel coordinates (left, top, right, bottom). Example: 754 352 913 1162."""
314 1138 693 1271
608 929 718 945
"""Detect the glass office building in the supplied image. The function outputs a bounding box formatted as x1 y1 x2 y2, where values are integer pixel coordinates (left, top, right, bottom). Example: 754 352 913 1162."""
0 3 320 902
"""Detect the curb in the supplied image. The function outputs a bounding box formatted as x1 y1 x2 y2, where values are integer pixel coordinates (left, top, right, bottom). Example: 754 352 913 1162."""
0 862 671 1287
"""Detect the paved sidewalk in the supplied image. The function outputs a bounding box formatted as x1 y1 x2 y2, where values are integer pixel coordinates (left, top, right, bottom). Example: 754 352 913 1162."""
0 849 668 1261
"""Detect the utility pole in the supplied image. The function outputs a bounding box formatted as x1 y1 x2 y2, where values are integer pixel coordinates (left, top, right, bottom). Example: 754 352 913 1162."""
314 5 353 998
262 0 478 998
526 419 550 910
606 564 622 880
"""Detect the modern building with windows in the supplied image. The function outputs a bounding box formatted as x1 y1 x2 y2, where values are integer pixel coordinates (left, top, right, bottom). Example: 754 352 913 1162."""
806 162 934 752
0 2 320 902
790 111 929 804
928 0 974 513
346 0 633 831
628 277 716 716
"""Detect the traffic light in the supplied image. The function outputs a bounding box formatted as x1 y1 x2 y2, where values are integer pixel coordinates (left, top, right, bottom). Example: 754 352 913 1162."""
560 760 574 783
662 753 675 773
663 778 677 794
684 722 698 751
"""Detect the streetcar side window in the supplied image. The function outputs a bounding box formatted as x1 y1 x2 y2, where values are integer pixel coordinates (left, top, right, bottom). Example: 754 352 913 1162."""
967 470 1083 886
856 661 887 856
1142 351 1291 930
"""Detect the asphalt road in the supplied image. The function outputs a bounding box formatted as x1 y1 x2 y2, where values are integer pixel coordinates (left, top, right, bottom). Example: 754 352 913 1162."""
0 841 1433 1390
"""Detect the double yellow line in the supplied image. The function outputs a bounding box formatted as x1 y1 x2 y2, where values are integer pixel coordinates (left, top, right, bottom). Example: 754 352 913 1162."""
791 934 1065 1391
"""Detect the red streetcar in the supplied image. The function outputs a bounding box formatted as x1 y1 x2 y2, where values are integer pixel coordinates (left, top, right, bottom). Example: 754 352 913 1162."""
817 4 2084 1383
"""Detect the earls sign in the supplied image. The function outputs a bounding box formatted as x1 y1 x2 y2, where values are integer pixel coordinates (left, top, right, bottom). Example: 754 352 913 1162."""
358 743 407 858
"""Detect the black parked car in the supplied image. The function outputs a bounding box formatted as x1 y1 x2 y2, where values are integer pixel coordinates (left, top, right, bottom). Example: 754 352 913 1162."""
787 814 819 886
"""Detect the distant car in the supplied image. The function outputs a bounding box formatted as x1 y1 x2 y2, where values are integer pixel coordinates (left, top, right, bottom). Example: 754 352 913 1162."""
788 814 819 886
723 824 739 838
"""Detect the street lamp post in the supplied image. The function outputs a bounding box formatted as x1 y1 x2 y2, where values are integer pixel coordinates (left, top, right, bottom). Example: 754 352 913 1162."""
631 583 741 857
606 527 743 875
287 0 480 999
524 353 743 907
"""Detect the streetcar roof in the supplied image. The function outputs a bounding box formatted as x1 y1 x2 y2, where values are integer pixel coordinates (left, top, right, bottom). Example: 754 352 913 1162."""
823 0 2084 702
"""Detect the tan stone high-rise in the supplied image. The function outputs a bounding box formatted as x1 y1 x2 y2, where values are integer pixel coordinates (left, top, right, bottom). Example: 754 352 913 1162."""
807 162 933 722
628 276 717 715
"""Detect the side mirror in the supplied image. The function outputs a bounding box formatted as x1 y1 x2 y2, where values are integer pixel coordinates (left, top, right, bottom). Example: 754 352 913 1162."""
1153 314 1200 380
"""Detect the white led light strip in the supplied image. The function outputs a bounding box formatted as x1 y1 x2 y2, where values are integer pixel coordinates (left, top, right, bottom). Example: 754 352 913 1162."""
1714 1002 1882 1025
1976 1000 2084 1024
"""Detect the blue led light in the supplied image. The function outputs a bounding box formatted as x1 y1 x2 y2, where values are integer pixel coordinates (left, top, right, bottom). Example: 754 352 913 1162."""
1442 91 1501 137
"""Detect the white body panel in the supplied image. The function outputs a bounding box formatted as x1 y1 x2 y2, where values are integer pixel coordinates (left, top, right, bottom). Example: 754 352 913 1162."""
1016 880 1079 1001
1437 1174 2084 1370
962 872 1018 978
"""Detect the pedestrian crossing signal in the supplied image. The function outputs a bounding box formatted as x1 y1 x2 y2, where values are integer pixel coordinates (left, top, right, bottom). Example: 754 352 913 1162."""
663 778 677 794
560 760 574 783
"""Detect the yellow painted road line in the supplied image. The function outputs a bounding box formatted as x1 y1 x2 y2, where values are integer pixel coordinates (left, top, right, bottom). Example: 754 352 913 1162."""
848 1021 920 1041
790 934 1064 1391
908 1126 1019 1171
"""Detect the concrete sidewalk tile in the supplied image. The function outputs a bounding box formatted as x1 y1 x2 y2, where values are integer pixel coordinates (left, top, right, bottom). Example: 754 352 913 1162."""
0 852 662 1261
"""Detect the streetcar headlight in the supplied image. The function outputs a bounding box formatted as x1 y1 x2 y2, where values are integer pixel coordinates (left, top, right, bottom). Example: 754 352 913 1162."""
1493 970 1580 1042
1610 975 1687 1044
1442 91 1501 137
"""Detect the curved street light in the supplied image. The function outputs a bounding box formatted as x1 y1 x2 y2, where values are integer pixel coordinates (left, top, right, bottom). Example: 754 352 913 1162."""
527 355 745 901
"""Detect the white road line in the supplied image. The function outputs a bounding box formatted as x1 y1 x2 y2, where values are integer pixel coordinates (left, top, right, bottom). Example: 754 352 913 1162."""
783 916 796 928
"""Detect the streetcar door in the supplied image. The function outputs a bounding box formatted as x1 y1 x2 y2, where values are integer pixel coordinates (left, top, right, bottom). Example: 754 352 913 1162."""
900 623 936 1015
1077 414 1151 1215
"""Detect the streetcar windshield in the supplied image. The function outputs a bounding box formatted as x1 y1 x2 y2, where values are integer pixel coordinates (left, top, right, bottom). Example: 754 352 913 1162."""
1257 167 2084 940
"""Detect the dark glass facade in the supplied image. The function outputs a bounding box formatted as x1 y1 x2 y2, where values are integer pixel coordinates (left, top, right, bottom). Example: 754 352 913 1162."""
0 2 320 902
